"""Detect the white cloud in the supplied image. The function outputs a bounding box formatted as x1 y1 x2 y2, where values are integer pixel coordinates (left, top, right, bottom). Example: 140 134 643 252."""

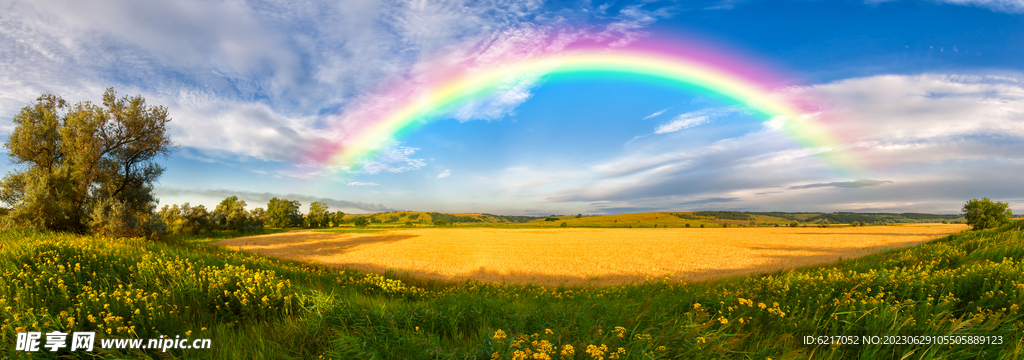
347 182 379 186
359 146 426 174
654 107 738 134
437 170 451 178
641 108 669 120
866 0 1024 13
934 0 1024 13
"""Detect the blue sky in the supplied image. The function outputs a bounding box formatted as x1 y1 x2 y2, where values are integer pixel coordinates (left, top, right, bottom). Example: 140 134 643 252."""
1 0 1022 215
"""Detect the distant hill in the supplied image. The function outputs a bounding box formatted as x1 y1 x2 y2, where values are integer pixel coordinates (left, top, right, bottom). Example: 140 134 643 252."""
342 210 964 228
345 211 542 224
745 211 963 224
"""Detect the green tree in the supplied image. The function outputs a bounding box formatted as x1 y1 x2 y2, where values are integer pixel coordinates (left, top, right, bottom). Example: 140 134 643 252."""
212 196 249 231
433 219 448 226
266 197 301 228
962 198 1013 230
158 202 213 235
560 222 568 228
308 201 329 228
0 89 174 236
353 216 369 227
332 211 346 227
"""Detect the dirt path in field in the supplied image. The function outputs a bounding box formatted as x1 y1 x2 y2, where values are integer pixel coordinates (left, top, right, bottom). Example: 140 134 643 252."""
212 225 966 286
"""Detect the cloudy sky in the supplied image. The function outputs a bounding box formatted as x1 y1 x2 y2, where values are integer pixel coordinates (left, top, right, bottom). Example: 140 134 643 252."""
1 0 1021 215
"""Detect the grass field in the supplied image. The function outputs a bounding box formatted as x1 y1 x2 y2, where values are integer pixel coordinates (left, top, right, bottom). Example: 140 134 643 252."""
2 221 1022 359
214 224 966 286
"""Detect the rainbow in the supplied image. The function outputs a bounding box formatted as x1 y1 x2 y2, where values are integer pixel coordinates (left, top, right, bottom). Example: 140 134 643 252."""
313 43 859 173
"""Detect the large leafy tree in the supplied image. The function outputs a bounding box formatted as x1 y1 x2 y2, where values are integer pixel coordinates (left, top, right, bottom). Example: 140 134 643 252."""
213 196 248 231
1 89 173 234
962 198 1013 230
266 197 301 228
307 201 329 228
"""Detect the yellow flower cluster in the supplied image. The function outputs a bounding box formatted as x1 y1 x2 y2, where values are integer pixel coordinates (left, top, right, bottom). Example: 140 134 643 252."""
334 271 426 299
0 229 296 343
491 327 662 360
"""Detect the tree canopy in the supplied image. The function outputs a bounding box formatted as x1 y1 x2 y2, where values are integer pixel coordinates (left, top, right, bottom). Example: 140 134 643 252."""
1 89 173 236
307 201 329 228
962 198 1013 230
266 197 301 228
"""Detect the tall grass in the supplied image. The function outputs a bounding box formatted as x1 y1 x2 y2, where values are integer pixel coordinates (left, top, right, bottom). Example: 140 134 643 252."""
2 221 1023 359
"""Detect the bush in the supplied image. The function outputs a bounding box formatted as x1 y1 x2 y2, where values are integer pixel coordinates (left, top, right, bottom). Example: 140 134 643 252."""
789 221 799 227
433 219 448 226
89 197 146 239
560 222 568 228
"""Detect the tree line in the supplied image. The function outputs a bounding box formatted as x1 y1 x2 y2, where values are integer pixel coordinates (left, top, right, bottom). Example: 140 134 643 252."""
157 196 351 236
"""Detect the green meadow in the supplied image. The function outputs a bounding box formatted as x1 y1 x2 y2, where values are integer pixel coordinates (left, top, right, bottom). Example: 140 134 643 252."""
2 220 1022 359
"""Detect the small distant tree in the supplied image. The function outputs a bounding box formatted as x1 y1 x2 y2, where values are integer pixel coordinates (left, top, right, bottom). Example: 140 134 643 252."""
158 202 213 235
353 216 369 227
789 221 799 227
560 222 568 228
212 196 250 231
433 219 448 226
405 221 414 227
266 197 301 228
699 224 705 228
685 223 691 227
962 198 1013 230
332 211 346 227
308 201 330 228
575 214 582 218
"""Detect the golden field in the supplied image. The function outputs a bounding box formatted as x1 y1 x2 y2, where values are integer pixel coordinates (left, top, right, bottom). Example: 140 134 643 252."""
213 224 966 285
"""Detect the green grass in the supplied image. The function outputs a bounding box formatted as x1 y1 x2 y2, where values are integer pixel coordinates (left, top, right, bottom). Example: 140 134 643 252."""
2 221 1023 359
166 228 292 245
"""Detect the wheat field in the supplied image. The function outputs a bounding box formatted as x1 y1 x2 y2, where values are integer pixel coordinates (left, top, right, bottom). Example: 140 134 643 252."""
213 224 966 285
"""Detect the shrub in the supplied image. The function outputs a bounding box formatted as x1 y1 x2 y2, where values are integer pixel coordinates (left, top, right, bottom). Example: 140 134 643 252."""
560 222 568 228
